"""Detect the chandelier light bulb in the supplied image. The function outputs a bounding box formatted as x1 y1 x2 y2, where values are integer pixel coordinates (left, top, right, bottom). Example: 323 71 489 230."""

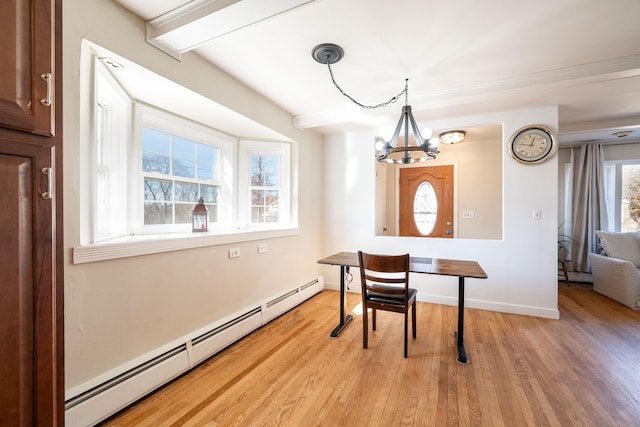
429 136 440 148
422 127 433 139
374 138 385 151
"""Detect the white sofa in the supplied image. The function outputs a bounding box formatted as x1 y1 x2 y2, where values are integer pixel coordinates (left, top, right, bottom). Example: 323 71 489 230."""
589 231 640 310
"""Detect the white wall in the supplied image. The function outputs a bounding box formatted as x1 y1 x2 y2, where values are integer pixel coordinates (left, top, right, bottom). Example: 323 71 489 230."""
63 0 324 391
322 107 560 319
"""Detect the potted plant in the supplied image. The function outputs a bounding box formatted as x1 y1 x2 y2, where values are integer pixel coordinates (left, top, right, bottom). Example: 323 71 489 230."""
558 221 576 256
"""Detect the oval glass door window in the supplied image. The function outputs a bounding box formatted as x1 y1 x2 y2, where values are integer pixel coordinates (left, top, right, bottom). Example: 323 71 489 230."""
414 182 438 235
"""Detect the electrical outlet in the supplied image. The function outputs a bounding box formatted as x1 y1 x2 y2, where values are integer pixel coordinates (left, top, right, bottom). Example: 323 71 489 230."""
533 209 542 220
257 243 268 254
229 247 240 258
462 210 475 219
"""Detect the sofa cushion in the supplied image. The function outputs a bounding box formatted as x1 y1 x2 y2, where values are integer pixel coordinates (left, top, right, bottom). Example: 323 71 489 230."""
596 231 640 268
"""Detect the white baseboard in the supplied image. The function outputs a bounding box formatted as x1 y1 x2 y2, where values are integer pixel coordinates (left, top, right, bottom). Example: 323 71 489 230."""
65 276 323 426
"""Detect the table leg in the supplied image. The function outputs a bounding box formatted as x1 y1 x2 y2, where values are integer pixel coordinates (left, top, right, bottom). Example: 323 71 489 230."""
454 276 470 364
330 266 354 338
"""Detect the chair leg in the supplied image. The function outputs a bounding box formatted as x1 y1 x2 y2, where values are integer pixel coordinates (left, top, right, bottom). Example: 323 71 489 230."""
362 304 368 349
404 311 409 358
412 302 417 339
372 308 377 331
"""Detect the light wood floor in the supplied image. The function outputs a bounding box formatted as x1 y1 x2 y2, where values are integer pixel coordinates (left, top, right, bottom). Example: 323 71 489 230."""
101 283 640 426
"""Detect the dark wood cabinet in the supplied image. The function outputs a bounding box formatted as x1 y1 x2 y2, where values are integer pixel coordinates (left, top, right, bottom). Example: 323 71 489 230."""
0 0 56 137
0 0 63 425
0 141 57 425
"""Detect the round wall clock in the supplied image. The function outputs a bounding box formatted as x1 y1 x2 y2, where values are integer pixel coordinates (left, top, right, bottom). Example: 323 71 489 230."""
508 125 557 164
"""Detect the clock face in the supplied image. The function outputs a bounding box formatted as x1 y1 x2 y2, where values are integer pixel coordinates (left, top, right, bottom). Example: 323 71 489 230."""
509 126 556 164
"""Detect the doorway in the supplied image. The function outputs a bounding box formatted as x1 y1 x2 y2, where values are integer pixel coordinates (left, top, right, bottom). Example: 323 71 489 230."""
399 165 454 237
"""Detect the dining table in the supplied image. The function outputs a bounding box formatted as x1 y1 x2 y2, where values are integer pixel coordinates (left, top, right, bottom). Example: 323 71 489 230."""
318 251 488 364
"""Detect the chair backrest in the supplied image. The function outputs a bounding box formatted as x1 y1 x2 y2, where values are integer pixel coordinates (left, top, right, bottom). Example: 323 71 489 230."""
358 251 410 300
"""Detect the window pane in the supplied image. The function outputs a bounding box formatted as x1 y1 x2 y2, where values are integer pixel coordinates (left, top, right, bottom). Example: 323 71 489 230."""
198 143 218 164
198 163 213 180
144 178 172 202
144 202 172 224
251 189 279 223
143 152 170 174
263 202 278 222
200 185 218 203
251 206 262 223
173 136 196 161
175 203 196 224
251 189 263 206
172 158 197 178
414 182 437 235
175 181 198 202
622 165 640 232
265 190 279 206
197 143 218 181
206 204 218 222
250 154 279 186
143 128 170 155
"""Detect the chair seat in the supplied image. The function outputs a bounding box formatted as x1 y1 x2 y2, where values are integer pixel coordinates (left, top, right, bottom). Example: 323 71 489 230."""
367 287 417 306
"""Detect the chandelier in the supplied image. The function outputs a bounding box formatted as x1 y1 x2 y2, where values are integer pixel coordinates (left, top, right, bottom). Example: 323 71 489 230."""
312 43 439 164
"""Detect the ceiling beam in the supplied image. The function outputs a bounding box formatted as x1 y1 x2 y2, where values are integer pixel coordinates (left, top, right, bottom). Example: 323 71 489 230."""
146 0 319 60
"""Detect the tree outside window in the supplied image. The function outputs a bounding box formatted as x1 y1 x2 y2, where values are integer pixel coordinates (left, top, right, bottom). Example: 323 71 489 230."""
250 154 279 223
622 165 640 231
142 127 219 226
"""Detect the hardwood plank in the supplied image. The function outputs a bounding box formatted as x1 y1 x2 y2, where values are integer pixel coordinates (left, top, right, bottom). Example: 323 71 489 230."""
100 283 640 426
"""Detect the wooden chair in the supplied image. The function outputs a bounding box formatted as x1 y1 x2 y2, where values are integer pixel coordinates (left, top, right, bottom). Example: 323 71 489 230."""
358 251 417 358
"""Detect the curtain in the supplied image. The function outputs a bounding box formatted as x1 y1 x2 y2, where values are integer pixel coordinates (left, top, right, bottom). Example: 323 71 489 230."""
570 144 608 272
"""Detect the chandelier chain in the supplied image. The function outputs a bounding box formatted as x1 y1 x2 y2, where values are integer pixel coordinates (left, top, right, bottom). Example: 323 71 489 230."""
326 61 407 110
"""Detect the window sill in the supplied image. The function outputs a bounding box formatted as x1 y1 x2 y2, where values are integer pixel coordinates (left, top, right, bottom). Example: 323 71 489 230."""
72 227 299 264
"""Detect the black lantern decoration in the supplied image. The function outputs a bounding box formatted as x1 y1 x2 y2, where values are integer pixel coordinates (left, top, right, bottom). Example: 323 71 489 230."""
192 197 208 232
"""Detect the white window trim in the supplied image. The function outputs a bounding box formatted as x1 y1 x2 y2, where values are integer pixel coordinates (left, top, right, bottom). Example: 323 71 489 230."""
92 57 131 244
238 140 292 229
604 159 640 232
133 103 236 234
73 227 299 264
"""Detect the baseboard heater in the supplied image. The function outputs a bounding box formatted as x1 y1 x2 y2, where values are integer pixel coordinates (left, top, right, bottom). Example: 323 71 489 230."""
65 276 323 426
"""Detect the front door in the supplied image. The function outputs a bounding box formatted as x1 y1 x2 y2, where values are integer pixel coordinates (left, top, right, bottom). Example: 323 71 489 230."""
399 165 454 237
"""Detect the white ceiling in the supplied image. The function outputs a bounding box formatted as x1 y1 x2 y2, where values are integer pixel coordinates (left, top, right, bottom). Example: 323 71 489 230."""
113 0 640 145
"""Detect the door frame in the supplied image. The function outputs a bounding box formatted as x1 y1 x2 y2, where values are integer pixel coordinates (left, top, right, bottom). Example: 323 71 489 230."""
395 161 458 238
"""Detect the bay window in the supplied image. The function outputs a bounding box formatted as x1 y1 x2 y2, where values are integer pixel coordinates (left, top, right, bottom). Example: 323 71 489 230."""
83 51 294 255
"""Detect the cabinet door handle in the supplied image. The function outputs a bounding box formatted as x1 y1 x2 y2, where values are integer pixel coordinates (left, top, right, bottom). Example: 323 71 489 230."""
42 167 53 199
40 73 52 107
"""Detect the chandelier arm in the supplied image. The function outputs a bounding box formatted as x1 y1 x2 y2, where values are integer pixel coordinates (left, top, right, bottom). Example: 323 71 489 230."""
407 108 425 145
326 62 407 110
403 108 410 163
